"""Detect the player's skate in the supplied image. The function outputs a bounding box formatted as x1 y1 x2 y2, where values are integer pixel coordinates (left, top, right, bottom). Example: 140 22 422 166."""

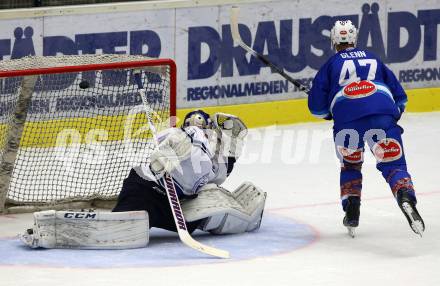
396 188 425 237
343 196 360 238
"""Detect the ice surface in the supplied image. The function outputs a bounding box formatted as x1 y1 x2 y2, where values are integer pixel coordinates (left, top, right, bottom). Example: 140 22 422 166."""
1 113 439 286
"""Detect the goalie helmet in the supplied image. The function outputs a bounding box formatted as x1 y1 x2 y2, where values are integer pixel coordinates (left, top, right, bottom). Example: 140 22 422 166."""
330 20 357 49
182 110 212 129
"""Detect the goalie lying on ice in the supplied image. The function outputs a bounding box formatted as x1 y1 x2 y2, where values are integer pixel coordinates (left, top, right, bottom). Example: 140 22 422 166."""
20 111 267 249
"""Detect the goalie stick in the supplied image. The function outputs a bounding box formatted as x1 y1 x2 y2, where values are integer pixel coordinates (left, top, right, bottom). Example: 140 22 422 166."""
133 71 230 259
230 6 310 95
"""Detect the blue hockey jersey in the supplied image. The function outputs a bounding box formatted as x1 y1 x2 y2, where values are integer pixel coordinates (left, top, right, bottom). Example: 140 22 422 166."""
308 47 407 125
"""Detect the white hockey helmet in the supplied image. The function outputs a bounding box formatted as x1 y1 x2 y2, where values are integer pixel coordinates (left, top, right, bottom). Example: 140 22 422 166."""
330 20 357 49
182 109 212 129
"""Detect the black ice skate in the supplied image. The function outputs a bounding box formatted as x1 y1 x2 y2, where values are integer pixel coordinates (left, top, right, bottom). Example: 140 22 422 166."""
396 188 425 237
343 196 360 238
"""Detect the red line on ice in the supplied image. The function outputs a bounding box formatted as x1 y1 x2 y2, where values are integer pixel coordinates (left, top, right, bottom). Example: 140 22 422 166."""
267 190 440 212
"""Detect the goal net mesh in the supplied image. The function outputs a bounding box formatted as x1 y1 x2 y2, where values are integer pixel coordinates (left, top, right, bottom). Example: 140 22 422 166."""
0 55 175 209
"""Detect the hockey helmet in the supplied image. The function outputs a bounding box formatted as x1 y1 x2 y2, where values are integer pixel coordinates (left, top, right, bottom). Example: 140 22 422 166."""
182 109 212 129
330 20 357 49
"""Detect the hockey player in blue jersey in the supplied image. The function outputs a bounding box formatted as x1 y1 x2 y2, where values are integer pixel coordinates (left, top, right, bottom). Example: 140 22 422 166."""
308 20 424 237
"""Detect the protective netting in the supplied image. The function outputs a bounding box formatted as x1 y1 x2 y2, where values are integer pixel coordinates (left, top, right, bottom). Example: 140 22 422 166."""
0 55 174 207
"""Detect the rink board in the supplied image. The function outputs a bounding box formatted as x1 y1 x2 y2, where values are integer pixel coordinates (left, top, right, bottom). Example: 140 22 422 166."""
178 87 440 128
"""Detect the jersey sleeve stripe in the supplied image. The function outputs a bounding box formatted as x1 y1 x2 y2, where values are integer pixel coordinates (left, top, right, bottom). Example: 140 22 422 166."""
311 111 331 119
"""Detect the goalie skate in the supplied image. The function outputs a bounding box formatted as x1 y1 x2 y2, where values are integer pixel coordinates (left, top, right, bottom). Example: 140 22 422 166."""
397 189 425 237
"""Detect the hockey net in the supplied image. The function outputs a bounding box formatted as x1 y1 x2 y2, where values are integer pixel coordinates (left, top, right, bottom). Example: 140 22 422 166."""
0 55 176 213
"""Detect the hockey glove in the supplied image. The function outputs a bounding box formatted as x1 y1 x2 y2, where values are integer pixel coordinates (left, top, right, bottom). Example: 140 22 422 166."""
397 103 406 121
211 113 248 159
150 129 192 177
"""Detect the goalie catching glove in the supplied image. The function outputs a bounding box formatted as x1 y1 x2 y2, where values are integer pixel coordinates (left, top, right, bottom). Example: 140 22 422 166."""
211 112 248 159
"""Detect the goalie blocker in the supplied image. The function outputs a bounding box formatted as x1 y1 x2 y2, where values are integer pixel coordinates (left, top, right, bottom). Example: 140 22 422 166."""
20 182 266 249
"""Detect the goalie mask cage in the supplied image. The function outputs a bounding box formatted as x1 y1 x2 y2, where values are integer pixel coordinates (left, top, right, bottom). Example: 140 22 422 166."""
0 55 176 213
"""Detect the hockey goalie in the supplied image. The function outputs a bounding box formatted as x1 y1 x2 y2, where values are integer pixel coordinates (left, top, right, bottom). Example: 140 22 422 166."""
20 111 267 249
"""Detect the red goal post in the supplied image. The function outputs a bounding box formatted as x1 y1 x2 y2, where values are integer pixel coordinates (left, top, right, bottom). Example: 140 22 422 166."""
0 55 176 213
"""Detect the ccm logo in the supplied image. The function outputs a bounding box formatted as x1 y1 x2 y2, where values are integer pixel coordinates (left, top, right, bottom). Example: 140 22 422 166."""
64 213 97 219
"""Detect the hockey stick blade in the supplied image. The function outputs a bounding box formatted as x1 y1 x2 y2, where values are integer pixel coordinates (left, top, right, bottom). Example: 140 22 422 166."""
134 73 230 258
230 6 310 95
163 173 230 258
179 222 230 258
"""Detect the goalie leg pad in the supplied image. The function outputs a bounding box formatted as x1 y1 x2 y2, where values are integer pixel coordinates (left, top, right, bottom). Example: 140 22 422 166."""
20 210 149 249
181 182 266 234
